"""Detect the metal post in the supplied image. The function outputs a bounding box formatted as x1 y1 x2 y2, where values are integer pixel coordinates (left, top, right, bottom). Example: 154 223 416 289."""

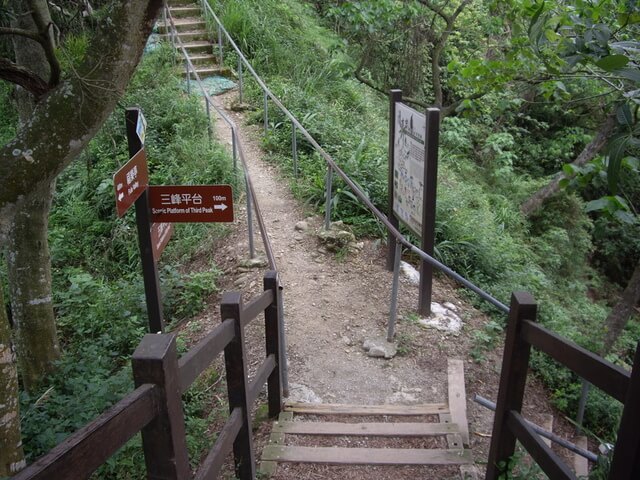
217 24 223 65
245 176 255 259
277 281 289 397
126 108 165 334
292 122 298 177
263 91 268 135
185 62 191 95
387 90 402 271
231 128 238 174
387 240 403 341
418 108 440 317
324 166 333 230
575 380 590 434
238 57 244 104
205 100 213 144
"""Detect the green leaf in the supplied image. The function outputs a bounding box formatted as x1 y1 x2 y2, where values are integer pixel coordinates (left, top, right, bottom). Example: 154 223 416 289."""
585 198 609 212
616 103 634 126
618 68 640 83
595 54 630 72
614 210 636 224
606 136 629 193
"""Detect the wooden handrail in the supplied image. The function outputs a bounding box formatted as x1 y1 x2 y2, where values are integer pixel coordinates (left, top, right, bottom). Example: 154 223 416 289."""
13 384 159 480
241 289 273 328
248 354 276 406
521 320 630 403
178 318 235 393
194 408 243 480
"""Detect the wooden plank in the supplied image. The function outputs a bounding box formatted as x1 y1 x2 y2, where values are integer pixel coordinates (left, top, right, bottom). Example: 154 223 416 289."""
440 413 463 450
448 358 470 446
241 289 273 328
258 461 277 478
573 436 588 478
264 271 283 417
278 411 294 422
194 408 243 480
12 384 158 480
521 321 629 403
262 445 473 465
273 421 459 436
177 319 235 393
284 402 449 416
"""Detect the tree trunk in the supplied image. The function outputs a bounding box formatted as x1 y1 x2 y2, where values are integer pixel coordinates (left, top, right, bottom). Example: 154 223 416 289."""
520 113 616 217
0 286 26 476
6 180 59 390
6 0 60 391
603 260 640 354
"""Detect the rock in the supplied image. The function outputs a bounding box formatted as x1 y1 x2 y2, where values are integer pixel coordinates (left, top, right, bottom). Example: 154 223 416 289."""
239 256 268 269
400 261 420 286
317 224 357 252
234 277 247 288
418 302 463 334
294 235 304 241
294 221 309 232
444 302 458 311
362 336 397 359
341 335 352 346
287 383 323 404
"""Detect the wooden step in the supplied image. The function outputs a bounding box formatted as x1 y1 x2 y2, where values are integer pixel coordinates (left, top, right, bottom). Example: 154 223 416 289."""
262 445 473 465
284 402 450 416
273 420 460 437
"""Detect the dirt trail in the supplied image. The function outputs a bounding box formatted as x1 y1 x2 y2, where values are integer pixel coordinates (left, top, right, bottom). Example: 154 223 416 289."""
191 89 585 475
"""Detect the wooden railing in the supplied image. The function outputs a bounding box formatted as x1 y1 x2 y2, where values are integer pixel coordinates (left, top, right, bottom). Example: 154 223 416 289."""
486 292 640 480
12 271 283 480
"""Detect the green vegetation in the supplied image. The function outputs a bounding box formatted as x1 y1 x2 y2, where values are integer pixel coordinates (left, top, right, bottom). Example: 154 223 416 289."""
1 44 235 477
210 0 639 441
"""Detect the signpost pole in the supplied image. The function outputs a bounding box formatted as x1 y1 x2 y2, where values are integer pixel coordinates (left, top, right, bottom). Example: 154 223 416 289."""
386 89 402 271
126 108 165 333
418 108 440 317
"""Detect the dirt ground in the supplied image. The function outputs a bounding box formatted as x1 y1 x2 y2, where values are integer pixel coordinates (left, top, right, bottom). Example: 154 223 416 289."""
177 89 593 479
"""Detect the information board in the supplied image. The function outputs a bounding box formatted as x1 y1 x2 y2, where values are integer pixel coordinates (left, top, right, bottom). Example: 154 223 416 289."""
113 149 149 217
392 102 426 236
148 185 234 223
150 222 174 261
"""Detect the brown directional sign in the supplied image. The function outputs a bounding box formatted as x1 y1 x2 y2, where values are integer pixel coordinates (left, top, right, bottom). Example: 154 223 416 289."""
150 222 174 261
113 149 149 217
148 185 234 223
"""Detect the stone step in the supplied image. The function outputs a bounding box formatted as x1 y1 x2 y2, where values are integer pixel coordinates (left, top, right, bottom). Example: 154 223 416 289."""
178 40 214 54
181 65 234 79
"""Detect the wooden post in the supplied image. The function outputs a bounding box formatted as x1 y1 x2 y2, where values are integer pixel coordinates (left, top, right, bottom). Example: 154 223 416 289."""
264 271 283 418
386 89 402 271
222 292 256 480
418 108 440 316
486 292 537 479
125 108 165 333
608 341 640 479
132 334 190 480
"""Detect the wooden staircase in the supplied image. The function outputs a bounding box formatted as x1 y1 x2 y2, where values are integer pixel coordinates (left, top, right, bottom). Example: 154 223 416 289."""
260 359 478 479
158 1 232 79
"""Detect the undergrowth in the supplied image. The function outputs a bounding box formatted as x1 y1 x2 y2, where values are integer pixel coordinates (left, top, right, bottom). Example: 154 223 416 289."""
209 0 637 443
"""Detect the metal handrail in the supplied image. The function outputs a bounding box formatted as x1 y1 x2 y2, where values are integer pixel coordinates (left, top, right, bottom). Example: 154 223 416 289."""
200 2 509 314
164 7 277 271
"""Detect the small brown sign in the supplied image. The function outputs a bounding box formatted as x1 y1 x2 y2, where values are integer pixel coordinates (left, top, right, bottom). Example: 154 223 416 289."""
148 185 234 223
113 149 149 217
150 222 174 261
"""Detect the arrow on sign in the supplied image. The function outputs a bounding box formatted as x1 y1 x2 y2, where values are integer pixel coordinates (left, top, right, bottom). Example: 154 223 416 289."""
214 204 228 211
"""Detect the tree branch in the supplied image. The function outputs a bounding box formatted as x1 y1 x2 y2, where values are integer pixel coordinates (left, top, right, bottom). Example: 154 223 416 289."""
520 113 617 217
0 57 49 97
0 26 40 41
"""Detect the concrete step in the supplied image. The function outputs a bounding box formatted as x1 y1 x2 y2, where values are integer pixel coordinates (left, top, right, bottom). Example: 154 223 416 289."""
160 30 209 43
187 53 218 65
179 40 214 54
158 17 205 33
169 6 201 18
181 65 235 79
